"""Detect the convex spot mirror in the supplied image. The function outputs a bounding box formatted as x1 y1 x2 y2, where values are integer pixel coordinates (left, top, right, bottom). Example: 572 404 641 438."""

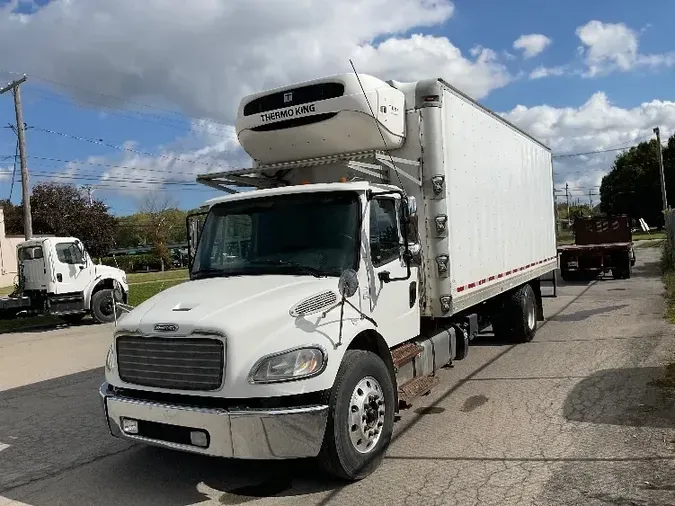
338 269 359 298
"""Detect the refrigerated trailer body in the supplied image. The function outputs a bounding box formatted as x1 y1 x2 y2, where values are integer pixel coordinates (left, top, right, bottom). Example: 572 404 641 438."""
100 73 558 480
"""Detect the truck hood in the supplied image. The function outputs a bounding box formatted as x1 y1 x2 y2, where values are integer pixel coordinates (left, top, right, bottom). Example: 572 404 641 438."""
95 264 126 280
120 275 340 337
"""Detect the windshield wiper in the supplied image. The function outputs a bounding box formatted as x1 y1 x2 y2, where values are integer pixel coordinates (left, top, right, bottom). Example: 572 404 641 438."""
249 259 325 278
191 268 231 280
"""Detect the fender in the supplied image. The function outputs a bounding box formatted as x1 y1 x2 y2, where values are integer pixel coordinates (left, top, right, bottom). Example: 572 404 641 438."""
84 275 128 309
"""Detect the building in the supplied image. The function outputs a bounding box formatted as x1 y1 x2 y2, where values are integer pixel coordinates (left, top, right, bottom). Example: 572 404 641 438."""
0 206 50 287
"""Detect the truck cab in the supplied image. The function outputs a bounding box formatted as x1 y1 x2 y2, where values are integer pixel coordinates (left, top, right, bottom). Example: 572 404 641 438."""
1 236 129 323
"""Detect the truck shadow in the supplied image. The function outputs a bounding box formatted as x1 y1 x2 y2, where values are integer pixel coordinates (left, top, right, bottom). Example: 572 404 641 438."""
563 367 675 428
0 368 338 506
548 304 629 323
0 316 101 335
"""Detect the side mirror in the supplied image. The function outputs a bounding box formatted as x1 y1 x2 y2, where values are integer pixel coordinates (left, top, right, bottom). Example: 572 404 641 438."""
407 242 422 267
406 196 418 219
338 269 359 298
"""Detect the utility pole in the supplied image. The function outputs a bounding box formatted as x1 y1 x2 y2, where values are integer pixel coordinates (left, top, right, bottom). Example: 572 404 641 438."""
588 190 593 210
1 75 32 240
81 185 95 205
565 183 571 226
654 127 668 212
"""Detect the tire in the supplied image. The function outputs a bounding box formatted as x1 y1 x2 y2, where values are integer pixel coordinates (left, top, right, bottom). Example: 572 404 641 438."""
60 313 86 325
560 269 571 282
612 253 632 279
90 289 118 324
493 284 538 343
318 350 396 481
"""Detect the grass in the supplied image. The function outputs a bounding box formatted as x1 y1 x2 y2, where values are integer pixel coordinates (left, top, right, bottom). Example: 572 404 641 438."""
635 239 665 249
651 241 675 393
126 268 188 284
1 272 187 333
128 279 186 306
556 230 666 247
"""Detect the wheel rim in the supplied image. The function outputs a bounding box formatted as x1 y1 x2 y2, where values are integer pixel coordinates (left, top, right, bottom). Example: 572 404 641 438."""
526 290 536 330
99 293 115 317
348 376 386 454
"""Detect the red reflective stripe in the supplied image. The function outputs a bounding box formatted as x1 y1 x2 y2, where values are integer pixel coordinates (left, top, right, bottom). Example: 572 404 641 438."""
455 256 557 293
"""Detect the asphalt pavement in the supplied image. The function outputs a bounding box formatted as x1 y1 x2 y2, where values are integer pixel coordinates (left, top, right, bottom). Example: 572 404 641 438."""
1 247 674 506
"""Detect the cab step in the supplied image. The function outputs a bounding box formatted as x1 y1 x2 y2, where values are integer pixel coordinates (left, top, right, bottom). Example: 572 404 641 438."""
398 375 440 409
391 342 423 370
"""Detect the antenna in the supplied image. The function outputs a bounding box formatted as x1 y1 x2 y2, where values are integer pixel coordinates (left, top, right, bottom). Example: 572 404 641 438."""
348 59 406 195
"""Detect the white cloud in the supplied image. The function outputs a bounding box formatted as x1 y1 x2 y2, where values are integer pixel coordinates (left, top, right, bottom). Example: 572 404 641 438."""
501 93 675 191
576 20 675 77
513 34 552 59
0 0 512 124
529 65 567 80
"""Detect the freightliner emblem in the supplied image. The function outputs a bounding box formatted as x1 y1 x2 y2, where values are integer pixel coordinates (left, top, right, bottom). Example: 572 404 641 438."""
154 323 179 332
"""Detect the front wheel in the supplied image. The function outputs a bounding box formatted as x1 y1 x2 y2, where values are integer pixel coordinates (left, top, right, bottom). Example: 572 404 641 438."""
318 350 396 481
90 289 120 324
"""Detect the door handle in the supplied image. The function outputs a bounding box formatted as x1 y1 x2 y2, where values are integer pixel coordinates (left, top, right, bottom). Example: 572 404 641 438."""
377 271 391 283
57 273 62 282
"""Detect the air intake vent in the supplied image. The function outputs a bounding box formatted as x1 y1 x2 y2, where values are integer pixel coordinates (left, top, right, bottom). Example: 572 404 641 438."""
289 290 338 318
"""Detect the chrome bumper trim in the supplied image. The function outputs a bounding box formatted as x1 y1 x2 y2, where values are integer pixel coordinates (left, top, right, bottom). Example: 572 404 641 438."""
99 382 328 459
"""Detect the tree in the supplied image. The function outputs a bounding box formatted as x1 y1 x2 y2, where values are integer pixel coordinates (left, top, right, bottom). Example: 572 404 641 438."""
139 193 184 271
599 134 674 228
2 182 118 257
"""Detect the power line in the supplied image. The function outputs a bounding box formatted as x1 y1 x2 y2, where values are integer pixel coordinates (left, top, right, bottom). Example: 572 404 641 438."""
0 69 234 129
0 153 212 178
28 87 236 139
30 125 239 172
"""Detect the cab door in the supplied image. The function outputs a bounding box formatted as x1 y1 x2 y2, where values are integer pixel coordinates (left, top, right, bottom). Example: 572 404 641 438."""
51 240 92 295
365 195 420 347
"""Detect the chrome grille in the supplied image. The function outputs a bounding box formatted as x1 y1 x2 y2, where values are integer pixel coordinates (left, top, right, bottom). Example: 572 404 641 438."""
116 335 224 391
289 290 338 317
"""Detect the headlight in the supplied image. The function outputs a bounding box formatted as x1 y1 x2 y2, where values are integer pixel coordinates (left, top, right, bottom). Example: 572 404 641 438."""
105 344 116 373
248 347 326 384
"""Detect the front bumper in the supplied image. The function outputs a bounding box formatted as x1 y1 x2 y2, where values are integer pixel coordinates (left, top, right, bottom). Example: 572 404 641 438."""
99 382 329 459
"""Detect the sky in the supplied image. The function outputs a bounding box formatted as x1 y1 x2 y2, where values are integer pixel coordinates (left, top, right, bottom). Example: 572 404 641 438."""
0 0 674 215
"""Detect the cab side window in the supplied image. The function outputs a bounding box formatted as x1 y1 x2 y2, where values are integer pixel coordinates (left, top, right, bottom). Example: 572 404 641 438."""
55 242 84 265
369 198 400 267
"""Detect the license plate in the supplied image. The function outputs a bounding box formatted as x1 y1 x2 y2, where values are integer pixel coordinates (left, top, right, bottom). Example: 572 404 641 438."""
567 261 578 268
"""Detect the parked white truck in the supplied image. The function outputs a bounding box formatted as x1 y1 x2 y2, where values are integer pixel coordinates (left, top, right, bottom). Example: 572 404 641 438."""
0 236 129 323
100 73 557 480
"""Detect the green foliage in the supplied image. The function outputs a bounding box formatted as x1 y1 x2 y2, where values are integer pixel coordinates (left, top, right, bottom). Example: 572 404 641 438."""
600 134 675 227
100 254 163 272
1 182 117 257
114 208 187 249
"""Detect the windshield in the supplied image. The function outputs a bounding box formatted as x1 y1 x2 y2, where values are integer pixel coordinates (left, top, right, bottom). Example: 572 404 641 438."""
191 191 361 279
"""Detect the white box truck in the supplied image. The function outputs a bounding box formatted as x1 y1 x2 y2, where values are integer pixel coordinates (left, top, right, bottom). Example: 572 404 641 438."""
99 73 557 481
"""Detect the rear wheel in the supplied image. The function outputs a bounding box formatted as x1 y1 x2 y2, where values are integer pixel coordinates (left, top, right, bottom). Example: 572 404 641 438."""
492 284 538 343
318 350 395 481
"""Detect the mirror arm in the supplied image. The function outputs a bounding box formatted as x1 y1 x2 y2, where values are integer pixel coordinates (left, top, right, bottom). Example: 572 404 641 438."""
380 195 413 283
